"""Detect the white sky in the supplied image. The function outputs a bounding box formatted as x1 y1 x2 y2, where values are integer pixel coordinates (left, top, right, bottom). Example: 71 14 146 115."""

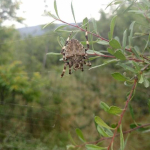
4 0 112 28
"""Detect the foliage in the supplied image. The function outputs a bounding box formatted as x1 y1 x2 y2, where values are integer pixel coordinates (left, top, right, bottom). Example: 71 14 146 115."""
45 0 150 149
0 0 24 24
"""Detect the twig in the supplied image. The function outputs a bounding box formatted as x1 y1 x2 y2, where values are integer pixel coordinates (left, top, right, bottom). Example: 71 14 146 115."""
54 18 133 53
107 77 138 150
88 53 144 62
75 123 150 148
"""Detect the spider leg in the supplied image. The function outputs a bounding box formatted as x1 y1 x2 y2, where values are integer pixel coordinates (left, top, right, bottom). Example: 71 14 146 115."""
85 27 89 52
80 61 84 71
61 31 73 54
69 61 73 75
61 62 69 78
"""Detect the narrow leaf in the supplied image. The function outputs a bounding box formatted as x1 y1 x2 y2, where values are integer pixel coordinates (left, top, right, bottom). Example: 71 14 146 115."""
92 18 98 34
144 78 150 88
86 144 107 150
131 48 140 59
66 144 75 150
107 48 114 55
114 50 126 60
68 132 77 145
43 20 55 29
117 63 136 73
95 116 114 130
89 59 118 70
97 40 109 45
100 102 110 111
129 21 136 46
111 72 127 81
54 25 68 32
139 74 144 84
71 1 76 23
129 103 134 120
46 52 61 55
54 0 60 18
47 12 58 19
97 126 110 137
108 106 122 115
75 128 86 142
109 39 121 49
110 15 117 39
122 29 127 52
120 125 125 150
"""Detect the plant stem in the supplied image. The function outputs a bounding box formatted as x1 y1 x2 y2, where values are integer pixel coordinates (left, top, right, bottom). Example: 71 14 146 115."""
107 77 138 150
75 123 150 148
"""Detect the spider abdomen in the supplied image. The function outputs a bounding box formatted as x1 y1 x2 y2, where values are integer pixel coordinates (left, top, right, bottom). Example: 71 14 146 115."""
65 39 85 58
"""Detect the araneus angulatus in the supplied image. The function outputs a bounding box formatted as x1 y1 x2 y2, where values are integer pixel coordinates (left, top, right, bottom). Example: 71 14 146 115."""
61 27 91 77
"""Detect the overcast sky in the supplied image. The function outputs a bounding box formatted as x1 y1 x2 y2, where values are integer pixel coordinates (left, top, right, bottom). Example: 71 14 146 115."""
4 0 112 28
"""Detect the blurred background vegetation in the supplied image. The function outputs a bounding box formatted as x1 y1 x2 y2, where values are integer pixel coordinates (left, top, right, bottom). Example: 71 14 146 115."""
0 0 150 150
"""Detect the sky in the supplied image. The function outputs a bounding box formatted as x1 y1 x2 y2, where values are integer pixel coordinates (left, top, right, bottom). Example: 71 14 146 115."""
4 0 112 28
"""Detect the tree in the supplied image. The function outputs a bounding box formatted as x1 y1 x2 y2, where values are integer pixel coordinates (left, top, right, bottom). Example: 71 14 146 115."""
0 0 24 24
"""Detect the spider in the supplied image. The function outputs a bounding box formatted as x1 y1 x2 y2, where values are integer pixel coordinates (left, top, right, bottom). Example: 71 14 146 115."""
61 27 91 77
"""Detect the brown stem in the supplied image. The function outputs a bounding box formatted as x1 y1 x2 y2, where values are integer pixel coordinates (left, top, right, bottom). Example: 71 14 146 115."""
55 18 133 53
107 77 138 150
88 53 144 62
75 123 150 148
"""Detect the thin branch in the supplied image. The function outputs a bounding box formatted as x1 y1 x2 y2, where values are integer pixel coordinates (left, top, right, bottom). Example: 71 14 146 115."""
75 123 150 148
107 77 138 150
54 18 133 53
88 53 144 62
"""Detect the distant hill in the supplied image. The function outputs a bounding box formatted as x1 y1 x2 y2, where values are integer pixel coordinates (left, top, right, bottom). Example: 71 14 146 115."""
18 25 47 37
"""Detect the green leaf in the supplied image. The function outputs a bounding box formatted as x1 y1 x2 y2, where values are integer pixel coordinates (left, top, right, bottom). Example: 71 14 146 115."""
75 128 86 142
122 29 127 52
111 72 127 81
110 15 117 39
129 103 134 120
97 40 109 45
114 50 126 60
131 48 140 59
86 144 107 150
129 21 136 46
47 11 58 19
92 18 98 34
54 0 60 18
89 59 118 70
86 50 104 55
71 1 76 23
54 25 68 32
66 144 75 150
139 74 144 84
97 126 110 137
100 102 110 111
81 41 97 45
95 116 114 130
120 125 124 150
107 48 114 55
109 39 121 49
143 34 150 53
46 52 61 55
87 56 99 61
117 63 136 73
42 20 55 29
132 61 140 72
108 106 122 115
68 132 76 145
141 0 150 7
144 78 150 88
82 17 89 29
128 10 144 14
